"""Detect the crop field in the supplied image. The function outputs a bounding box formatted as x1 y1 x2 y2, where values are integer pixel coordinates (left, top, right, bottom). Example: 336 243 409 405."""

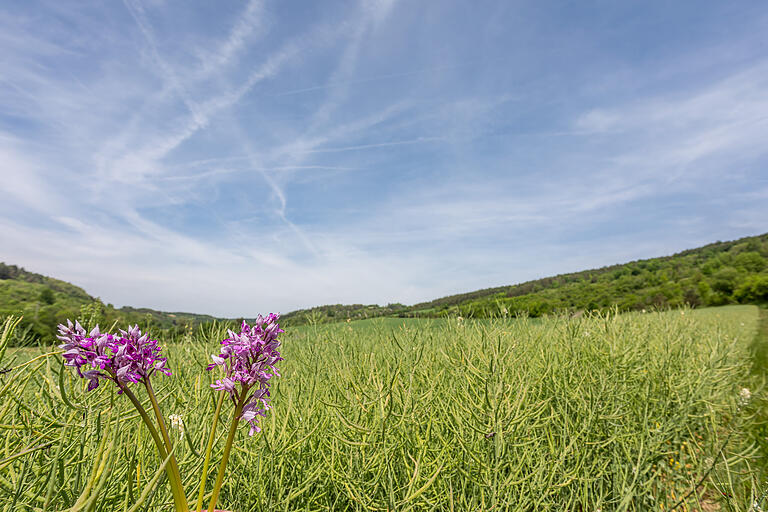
0 306 765 511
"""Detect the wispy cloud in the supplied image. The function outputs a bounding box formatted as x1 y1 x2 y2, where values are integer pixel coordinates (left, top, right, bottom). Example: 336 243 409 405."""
573 62 768 187
0 0 766 315
193 0 268 78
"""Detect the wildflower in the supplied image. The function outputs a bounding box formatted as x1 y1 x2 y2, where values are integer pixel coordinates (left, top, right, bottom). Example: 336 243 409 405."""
58 320 184 511
739 387 752 406
57 320 170 392
168 414 185 439
201 314 285 511
207 314 283 435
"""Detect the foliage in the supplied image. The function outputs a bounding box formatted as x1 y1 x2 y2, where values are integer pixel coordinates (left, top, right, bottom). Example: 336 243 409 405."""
0 315 21 365
283 232 768 324
0 263 218 345
0 306 763 510
735 274 768 303
2 233 768 339
38 288 55 305
281 303 407 326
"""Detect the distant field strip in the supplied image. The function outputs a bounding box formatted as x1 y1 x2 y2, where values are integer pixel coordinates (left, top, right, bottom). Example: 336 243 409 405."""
0 306 764 511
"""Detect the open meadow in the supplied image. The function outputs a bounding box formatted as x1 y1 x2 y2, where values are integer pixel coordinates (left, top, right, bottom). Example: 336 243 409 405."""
1 306 766 511
3 1 767 509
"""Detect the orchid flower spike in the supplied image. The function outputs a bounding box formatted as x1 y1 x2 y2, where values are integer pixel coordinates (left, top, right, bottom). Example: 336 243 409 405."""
58 321 171 392
207 314 283 435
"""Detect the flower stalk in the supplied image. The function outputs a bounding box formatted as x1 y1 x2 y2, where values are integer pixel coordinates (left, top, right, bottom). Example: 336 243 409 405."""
195 391 225 512
145 379 188 512
207 394 246 512
121 385 188 512
202 314 283 510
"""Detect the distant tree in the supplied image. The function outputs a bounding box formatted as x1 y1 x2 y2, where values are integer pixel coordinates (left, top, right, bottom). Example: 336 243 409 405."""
700 259 721 276
734 252 766 273
697 280 713 305
734 275 768 303
711 267 740 295
649 293 668 308
39 287 55 305
683 288 702 307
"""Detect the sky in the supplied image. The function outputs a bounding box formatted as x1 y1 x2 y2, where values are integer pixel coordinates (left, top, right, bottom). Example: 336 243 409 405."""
1 1 767 317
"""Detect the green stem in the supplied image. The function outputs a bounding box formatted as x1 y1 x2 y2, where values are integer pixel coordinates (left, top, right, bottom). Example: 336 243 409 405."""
143 380 174 453
195 392 225 512
7 351 61 372
207 395 245 512
144 379 189 512
121 386 187 512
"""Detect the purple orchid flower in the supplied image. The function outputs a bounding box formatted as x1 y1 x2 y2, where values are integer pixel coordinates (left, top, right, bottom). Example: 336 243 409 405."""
207 314 283 435
57 320 171 392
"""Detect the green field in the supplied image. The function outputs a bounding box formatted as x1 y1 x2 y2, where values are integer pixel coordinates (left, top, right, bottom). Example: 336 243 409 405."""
1 306 766 511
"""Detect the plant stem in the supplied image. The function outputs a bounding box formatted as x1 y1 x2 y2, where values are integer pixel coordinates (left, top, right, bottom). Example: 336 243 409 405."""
195 392 225 512
143 380 174 452
122 386 188 512
144 379 189 511
207 396 245 512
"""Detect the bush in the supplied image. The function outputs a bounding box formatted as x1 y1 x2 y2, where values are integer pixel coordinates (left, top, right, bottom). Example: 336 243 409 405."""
734 252 767 273
711 267 740 294
734 274 768 303
39 287 55 305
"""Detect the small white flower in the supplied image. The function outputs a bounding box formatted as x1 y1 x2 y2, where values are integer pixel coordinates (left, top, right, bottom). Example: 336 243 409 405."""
739 387 752 406
168 414 185 439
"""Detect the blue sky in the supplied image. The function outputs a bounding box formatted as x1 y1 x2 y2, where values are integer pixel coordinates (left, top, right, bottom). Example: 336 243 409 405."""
1 1 767 316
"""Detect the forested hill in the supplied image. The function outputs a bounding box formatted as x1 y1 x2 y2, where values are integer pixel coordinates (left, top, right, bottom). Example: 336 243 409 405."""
281 232 768 325
3 232 768 340
0 263 218 344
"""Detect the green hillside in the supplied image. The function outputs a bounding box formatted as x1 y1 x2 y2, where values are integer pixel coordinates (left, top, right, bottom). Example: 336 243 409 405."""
282 232 768 325
0 263 219 344
3 232 768 340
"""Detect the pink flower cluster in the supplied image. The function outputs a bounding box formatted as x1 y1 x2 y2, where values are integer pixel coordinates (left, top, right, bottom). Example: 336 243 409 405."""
207 314 283 435
57 320 171 392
